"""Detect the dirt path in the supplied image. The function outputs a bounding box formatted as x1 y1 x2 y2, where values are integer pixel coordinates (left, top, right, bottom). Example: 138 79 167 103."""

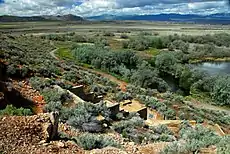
50 48 127 91
187 99 230 114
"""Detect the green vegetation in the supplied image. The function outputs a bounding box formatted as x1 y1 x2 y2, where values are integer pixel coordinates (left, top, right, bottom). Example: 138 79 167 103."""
0 105 32 116
56 47 73 60
161 123 221 154
217 136 230 154
1 22 230 152
212 76 230 106
73 133 120 150
112 117 175 144
67 102 110 133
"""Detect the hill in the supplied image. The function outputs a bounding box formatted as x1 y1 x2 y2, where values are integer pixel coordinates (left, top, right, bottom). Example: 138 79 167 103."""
0 14 84 22
88 13 230 24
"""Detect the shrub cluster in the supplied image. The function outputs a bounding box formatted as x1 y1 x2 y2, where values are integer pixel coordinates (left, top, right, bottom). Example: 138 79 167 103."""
138 95 176 120
73 133 120 150
67 102 110 133
161 124 221 154
0 105 32 116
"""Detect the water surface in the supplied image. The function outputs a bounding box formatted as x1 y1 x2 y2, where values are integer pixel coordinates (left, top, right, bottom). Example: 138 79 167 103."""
193 62 230 75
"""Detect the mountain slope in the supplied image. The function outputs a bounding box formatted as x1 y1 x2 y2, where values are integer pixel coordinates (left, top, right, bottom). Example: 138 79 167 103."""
88 13 230 24
0 14 84 22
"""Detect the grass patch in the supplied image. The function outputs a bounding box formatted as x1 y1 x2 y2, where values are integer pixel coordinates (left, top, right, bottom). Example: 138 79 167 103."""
146 48 160 56
56 47 74 60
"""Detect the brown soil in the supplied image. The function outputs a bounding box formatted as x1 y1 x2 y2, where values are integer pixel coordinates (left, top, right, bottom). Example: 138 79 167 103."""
0 114 84 154
12 80 45 114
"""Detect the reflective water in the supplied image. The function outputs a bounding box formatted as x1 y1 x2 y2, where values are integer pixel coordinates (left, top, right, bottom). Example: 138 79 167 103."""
193 62 230 75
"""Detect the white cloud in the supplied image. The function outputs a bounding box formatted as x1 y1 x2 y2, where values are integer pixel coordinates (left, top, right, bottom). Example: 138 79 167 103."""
0 0 229 16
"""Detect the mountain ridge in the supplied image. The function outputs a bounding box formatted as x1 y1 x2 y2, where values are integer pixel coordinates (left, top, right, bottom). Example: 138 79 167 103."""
0 14 84 22
87 13 230 24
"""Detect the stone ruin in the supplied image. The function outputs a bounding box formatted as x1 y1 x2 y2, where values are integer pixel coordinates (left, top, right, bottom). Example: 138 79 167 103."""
70 85 103 103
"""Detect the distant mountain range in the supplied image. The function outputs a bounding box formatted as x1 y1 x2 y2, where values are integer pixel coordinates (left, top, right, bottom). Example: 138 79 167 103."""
1 13 230 24
87 13 230 24
0 14 84 22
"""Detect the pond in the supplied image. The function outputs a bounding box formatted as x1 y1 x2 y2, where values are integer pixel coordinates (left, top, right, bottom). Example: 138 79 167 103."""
193 62 230 76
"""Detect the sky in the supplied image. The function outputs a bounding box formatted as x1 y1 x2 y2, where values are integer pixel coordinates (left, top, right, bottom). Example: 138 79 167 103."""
0 0 229 17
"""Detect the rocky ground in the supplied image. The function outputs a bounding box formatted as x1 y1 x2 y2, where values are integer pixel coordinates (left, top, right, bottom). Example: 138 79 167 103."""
0 113 84 154
0 113 218 154
12 80 45 114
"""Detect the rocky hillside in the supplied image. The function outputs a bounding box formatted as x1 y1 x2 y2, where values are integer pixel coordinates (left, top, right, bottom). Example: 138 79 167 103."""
0 113 84 154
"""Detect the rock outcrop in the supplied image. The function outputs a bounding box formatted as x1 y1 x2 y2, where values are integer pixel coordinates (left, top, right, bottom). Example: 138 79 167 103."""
0 113 83 154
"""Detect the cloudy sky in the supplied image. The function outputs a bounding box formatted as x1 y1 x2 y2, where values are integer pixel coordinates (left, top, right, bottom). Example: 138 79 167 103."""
0 0 229 17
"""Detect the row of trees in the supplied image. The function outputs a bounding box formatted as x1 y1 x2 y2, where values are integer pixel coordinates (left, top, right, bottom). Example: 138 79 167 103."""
168 33 230 47
72 45 170 92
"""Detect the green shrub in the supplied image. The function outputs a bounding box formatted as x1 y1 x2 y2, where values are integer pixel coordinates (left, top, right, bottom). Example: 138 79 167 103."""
41 88 63 103
179 125 221 153
112 116 144 133
151 125 173 135
67 102 110 132
217 136 230 154
63 71 78 82
41 87 72 104
212 75 230 106
161 141 188 154
44 101 62 112
114 91 132 102
29 77 51 91
74 133 120 150
103 32 115 37
0 105 32 116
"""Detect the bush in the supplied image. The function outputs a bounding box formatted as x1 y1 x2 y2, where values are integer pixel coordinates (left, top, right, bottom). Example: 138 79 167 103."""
161 141 188 154
44 101 62 112
155 52 178 75
112 116 144 133
103 32 115 37
217 136 230 154
138 95 176 120
120 34 129 39
212 75 230 106
151 125 173 135
0 105 32 116
29 77 52 91
162 124 222 154
41 88 63 103
67 102 110 132
6 64 17 76
63 71 78 83
179 125 221 152
41 87 72 104
115 91 132 102
74 133 120 150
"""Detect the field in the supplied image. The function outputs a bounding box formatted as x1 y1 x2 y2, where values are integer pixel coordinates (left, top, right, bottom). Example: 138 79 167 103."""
0 21 230 154
1 21 230 36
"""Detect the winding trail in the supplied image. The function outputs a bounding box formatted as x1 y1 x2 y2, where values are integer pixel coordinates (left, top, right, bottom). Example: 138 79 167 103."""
50 48 127 91
187 98 230 114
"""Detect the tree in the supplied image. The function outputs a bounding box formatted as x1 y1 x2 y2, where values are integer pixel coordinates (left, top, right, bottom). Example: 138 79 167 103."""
212 76 230 106
155 52 178 75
